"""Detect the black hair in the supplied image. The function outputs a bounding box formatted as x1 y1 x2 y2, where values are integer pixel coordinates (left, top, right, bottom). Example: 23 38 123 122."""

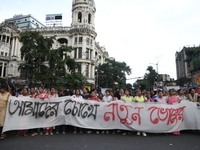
61 90 70 96
0 84 8 91
50 87 56 91
114 91 120 100
38 86 44 89
158 90 163 94
189 88 195 93
105 90 111 93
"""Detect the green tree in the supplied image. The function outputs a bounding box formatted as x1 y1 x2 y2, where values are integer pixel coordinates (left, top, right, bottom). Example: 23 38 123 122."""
176 77 191 87
19 31 86 88
133 66 157 90
19 31 54 87
97 58 132 88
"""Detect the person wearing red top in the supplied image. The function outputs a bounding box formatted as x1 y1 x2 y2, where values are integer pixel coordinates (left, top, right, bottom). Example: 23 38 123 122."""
16 88 29 137
35 86 48 99
35 86 48 135
87 91 101 134
88 91 101 101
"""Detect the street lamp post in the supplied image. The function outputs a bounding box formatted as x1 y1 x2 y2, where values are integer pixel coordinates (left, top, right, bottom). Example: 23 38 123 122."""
149 62 159 74
150 62 159 89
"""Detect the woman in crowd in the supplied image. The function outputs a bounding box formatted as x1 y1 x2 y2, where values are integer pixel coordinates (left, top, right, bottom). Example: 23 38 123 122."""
167 89 180 135
146 91 152 102
82 87 90 99
35 86 49 135
35 86 48 100
30 87 36 98
55 90 69 135
48 87 58 99
177 89 187 102
72 89 83 99
122 89 134 102
156 90 167 103
8 84 16 96
16 88 30 137
102 90 113 134
0 84 10 140
87 91 101 134
187 88 200 102
44 87 58 136
134 90 147 136
119 89 125 99
72 89 83 134
98 93 103 100
113 91 121 100
102 90 113 102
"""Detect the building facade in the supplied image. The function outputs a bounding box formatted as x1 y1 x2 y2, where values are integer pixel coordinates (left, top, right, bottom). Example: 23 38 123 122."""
175 48 191 79
5 14 45 29
0 0 108 88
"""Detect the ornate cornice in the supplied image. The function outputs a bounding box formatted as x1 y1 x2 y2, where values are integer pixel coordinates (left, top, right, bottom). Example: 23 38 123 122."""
0 21 21 34
69 27 97 37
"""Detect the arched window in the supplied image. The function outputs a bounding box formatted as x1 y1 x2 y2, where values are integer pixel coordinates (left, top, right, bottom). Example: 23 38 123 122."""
88 14 92 24
78 12 82 23
57 38 68 44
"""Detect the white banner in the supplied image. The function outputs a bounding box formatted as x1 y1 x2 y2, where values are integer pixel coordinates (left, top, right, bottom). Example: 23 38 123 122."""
3 96 200 133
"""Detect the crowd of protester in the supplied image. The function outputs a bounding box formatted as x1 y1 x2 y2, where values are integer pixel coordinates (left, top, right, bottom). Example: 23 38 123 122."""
0 83 200 140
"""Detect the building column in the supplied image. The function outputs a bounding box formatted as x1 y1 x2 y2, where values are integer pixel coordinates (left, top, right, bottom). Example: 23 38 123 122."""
14 37 19 56
88 64 91 78
91 65 95 79
76 48 79 58
81 63 86 76
12 37 15 56
5 36 7 43
1 63 4 77
8 37 11 44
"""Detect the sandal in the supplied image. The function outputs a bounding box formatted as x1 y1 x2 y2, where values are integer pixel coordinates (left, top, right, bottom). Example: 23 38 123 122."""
73 131 77 134
23 133 27 137
0 136 4 140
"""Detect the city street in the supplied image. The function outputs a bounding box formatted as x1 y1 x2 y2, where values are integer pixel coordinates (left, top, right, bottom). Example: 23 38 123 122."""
0 130 200 150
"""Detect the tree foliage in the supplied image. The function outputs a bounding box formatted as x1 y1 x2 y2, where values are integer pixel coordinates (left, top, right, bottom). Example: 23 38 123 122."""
97 58 132 88
19 31 86 88
133 66 158 90
176 77 191 87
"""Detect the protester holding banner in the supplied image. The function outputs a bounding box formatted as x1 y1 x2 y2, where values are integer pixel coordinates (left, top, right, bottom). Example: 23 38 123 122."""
29 87 36 98
122 89 134 102
156 90 167 103
134 90 147 136
48 87 58 99
72 89 83 134
102 90 113 102
35 86 49 135
119 89 125 99
82 87 90 99
0 84 10 140
187 88 200 102
167 89 180 135
15 88 30 137
177 89 187 102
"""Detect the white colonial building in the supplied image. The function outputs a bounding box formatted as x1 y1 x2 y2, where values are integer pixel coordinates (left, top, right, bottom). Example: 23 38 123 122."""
0 0 109 88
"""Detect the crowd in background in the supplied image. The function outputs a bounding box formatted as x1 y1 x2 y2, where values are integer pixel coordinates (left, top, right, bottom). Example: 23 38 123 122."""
0 83 200 140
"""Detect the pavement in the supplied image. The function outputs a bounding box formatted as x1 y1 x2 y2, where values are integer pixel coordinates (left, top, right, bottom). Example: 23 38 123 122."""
0 130 200 150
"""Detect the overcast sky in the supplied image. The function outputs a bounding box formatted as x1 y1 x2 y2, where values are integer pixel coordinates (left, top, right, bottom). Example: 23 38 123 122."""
1 0 200 84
